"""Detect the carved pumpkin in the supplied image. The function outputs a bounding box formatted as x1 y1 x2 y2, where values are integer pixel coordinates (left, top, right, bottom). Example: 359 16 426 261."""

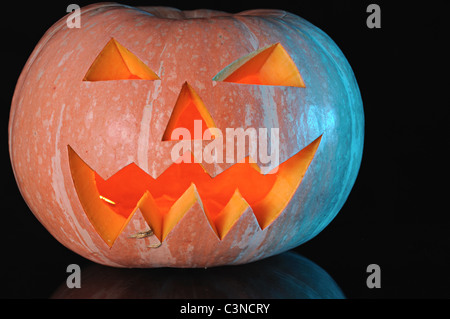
8 4 364 268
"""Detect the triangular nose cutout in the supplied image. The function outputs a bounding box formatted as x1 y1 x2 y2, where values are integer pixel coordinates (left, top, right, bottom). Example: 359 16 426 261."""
162 82 216 141
83 38 160 81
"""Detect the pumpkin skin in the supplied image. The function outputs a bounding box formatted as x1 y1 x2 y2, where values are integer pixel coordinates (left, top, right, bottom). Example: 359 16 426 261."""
8 3 364 268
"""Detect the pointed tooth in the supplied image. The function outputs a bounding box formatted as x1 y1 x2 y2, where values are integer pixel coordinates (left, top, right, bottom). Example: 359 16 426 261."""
251 135 322 229
139 185 199 243
68 146 138 248
137 191 162 241
161 184 198 241
212 189 250 240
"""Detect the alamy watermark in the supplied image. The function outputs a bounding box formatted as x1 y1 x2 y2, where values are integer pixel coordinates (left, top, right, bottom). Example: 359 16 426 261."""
66 264 81 288
170 120 280 173
66 4 81 29
366 264 381 289
67 3 381 35
366 4 381 29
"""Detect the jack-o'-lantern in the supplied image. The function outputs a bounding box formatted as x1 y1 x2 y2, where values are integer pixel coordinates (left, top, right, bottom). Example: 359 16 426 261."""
8 3 364 268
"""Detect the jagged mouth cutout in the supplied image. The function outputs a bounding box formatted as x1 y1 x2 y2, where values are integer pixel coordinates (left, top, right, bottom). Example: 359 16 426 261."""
68 138 321 247
69 38 321 247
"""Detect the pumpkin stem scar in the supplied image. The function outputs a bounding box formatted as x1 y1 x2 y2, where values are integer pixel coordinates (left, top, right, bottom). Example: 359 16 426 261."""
129 229 162 249
129 229 154 239
148 242 162 249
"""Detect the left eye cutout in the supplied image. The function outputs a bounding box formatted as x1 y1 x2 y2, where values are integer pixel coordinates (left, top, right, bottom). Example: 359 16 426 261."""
213 43 305 88
83 38 160 81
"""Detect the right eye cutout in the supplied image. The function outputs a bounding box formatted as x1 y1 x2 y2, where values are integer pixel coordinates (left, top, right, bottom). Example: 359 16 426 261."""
213 43 305 88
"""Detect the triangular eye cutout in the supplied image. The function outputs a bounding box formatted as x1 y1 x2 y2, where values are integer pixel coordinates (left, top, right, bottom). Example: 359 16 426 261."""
83 38 160 81
213 43 305 88
162 82 216 141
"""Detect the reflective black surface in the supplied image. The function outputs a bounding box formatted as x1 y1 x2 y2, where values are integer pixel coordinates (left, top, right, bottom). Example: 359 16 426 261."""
2 0 448 299
51 252 345 299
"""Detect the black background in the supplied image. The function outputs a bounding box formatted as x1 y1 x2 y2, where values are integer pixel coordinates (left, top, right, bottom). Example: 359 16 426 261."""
1 0 448 300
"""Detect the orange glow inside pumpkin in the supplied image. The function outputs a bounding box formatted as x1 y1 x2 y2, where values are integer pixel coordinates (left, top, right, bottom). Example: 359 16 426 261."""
68 136 321 247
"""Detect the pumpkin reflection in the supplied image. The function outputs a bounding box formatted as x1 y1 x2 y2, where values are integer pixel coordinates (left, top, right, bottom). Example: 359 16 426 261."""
52 252 344 299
